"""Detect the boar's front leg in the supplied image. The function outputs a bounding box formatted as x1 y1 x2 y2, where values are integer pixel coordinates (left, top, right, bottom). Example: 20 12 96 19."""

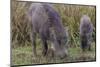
30 31 37 56
40 33 48 56
87 34 92 51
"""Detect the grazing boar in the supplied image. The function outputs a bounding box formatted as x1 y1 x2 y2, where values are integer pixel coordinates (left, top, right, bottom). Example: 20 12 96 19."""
27 3 68 58
80 15 93 51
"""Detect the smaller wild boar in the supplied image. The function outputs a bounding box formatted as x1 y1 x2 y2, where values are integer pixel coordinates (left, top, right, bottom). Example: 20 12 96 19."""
80 15 93 51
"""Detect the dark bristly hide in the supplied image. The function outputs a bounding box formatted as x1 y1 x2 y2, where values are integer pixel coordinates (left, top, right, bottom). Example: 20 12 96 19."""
27 3 68 58
80 15 93 51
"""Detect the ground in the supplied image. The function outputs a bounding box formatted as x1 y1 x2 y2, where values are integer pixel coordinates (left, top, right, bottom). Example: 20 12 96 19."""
11 42 96 66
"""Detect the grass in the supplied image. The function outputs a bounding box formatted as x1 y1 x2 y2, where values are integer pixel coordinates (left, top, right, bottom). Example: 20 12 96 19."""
11 42 96 66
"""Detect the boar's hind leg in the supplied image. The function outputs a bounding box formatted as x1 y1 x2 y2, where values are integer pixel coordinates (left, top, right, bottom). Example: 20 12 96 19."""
88 39 92 51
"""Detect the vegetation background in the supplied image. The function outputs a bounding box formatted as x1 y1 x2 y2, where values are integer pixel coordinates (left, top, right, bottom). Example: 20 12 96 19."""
11 0 96 66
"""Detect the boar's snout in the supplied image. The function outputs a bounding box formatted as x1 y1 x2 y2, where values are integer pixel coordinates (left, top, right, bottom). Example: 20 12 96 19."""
53 47 68 59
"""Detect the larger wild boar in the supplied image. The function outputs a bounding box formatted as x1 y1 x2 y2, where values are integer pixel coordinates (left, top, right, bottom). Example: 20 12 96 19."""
27 3 68 58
